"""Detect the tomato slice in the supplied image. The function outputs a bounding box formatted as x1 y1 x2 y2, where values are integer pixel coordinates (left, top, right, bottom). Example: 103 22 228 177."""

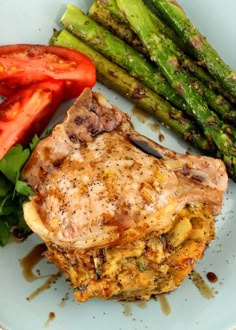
0 79 64 159
0 44 96 100
0 83 13 97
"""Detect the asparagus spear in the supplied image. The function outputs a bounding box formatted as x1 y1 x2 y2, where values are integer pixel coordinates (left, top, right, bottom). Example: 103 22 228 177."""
189 77 236 125
96 0 126 23
116 0 236 179
151 0 236 99
50 29 213 153
89 1 147 54
89 1 236 123
92 1 223 93
62 4 236 125
60 4 188 111
95 0 187 52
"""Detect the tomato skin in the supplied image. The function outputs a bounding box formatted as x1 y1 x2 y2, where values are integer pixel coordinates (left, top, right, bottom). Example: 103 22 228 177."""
0 79 64 159
0 44 96 100
0 83 13 97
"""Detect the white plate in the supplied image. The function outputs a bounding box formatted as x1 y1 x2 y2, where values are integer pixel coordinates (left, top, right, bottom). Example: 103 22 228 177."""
0 1 236 329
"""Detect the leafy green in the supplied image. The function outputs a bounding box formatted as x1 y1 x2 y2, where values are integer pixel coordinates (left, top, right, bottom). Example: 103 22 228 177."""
15 203 32 235
0 222 10 246
0 135 43 246
0 145 30 184
0 214 18 227
15 180 34 196
0 194 16 215
29 134 41 151
0 173 13 197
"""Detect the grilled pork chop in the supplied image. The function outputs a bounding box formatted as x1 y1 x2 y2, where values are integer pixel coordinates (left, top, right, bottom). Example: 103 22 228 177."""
22 88 228 301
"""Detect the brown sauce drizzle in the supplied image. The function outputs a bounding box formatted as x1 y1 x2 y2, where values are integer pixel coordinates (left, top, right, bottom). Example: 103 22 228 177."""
45 312 56 327
122 302 132 316
122 295 170 318
206 272 218 283
148 122 165 142
20 243 61 301
148 122 160 133
132 106 165 143
158 133 165 142
20 243 47 282
157 295 171 315
27 272 61 301
134 301 147 309
131 106 150 123
58 292 70 308
191 271 215 299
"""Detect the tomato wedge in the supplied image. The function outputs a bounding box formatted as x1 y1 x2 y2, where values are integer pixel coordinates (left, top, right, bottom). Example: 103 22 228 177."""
0 44 96 100
0 79 64 160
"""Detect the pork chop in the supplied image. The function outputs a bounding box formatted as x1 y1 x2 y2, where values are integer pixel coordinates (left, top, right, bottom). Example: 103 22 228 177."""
22 88 228 301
